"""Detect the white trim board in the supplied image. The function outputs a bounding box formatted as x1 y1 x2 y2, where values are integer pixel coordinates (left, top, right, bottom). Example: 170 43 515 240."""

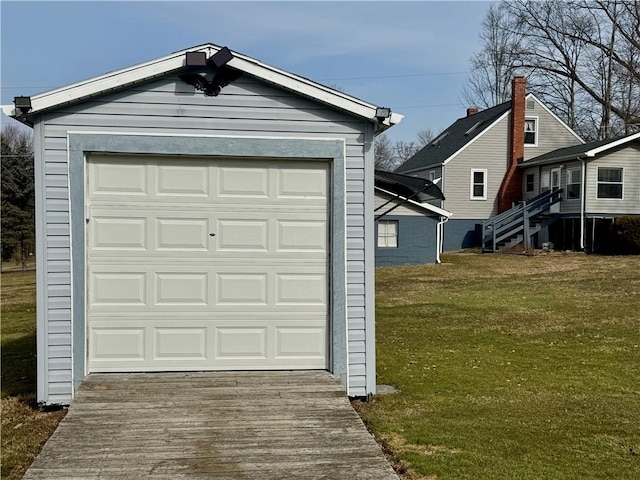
2 43 402 130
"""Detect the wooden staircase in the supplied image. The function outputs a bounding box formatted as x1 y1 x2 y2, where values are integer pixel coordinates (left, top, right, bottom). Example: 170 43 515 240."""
482 189 563 253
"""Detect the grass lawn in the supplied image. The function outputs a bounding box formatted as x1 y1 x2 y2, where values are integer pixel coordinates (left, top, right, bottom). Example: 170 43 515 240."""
355 252 640 480
1 270 66 480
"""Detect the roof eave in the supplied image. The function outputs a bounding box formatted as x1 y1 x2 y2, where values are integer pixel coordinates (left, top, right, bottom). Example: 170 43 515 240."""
2 43 403 129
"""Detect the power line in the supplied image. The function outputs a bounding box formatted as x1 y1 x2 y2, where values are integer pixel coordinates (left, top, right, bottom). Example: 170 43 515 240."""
2 70 470 90
320 71 468 81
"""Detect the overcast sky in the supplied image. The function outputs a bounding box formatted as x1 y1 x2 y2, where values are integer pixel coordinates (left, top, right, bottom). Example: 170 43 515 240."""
1 1 492 143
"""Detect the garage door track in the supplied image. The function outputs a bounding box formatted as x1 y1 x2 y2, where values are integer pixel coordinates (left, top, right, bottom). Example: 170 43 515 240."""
24 371 399 479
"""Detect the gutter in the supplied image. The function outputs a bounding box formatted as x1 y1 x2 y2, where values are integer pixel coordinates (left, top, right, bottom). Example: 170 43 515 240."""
436 216 449 264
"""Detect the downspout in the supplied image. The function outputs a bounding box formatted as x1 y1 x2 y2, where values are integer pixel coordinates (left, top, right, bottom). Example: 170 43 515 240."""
580 158 586 250
436 216 449 264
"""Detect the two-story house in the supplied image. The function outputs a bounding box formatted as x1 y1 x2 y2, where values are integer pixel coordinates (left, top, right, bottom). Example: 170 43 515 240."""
396 77 583 251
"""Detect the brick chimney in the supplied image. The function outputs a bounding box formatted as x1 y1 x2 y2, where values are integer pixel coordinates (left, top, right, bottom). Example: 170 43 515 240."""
497 76 526 213
467 106 479 117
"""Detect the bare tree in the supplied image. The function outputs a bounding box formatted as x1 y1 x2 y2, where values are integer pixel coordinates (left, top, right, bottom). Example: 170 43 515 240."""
415 128 437 147
374 134 396 171
464 0 640 139
462 2 525 108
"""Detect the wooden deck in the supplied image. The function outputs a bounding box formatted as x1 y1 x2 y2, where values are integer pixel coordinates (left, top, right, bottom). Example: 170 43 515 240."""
24 371 399 479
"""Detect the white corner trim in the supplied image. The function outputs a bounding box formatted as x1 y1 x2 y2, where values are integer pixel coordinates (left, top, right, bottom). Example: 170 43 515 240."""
375 187 451 217
526 93 585 144
443 109 511 166
586 132 640 157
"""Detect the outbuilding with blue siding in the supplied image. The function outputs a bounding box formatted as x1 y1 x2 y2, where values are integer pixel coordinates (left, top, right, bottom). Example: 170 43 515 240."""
374 170 450 266
3 44 402 404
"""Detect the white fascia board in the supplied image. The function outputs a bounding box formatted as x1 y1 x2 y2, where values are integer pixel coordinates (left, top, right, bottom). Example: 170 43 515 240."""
526 93 585 144
225 54 403 126
585 132 640 157
6 43 402 129
443 109 511 166
375 187 452 217
7 44 212 117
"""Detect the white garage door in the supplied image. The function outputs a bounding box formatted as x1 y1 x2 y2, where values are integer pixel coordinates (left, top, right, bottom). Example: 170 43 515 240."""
86 154 329 372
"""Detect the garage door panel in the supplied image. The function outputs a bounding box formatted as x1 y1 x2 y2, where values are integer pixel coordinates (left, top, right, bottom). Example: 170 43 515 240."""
87 155 328 372
153 328 207 360
90 327 146 360
90 162 148 196
156 217 209 251
217 219 269 252
90 216 148 250
218 166 269 198
277 166 327 199
155 273 209 305
275 327 326 359
90 273 146 306
215 327 268 359
156 164 209 197
276 273 327 305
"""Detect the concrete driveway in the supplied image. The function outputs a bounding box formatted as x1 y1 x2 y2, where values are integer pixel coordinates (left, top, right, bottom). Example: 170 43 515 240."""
24 371 399 479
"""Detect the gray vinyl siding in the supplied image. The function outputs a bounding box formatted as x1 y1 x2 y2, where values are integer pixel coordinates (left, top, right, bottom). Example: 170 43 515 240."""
586 145 640 214
441 114 509 219
523 97 583 160
37 74 373 403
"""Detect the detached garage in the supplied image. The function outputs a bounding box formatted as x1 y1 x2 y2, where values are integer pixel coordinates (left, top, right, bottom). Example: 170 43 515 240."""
3 44 402 404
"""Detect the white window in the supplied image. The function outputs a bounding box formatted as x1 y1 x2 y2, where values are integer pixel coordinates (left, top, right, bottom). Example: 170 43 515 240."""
377 220 398 248
541 170 550 190
524 117 538 146
551 167 561 192
470 169 487 200
597 167 623 199
566 167 581 199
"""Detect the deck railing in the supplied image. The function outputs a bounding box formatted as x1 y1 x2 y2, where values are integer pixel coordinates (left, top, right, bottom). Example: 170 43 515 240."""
482 189 563 252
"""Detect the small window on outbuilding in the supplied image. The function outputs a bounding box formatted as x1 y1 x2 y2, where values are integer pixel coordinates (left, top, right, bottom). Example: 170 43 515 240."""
524 118 538 145
377 220 398 248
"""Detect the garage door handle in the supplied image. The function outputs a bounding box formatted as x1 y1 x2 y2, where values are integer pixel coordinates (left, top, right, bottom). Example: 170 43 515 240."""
209 233 216 237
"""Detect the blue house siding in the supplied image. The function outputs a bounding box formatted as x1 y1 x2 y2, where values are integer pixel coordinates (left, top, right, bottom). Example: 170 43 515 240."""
443 219 482 251
375 215 439 266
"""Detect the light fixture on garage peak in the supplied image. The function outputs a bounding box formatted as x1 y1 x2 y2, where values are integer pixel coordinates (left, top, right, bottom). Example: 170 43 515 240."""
180 47 241 97
375 107 391 122
14 96 32 115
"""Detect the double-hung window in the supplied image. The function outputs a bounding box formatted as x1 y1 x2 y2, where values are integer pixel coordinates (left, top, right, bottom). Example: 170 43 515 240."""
377 220 398 248
566 167 581 199
597 167 623 199
470 169 487 200
524 118 538 146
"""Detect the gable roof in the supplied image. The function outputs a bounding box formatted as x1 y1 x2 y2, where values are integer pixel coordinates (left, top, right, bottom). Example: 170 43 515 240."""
395 100 511 173
374 170 451 217
2 43 403 132
520 131 640 166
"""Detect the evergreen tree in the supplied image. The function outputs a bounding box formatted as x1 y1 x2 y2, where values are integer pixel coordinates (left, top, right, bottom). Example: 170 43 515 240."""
1 125 35 270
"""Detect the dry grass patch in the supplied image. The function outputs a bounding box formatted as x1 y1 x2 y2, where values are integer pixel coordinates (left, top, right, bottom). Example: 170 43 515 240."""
1 396 67 479
1 270 67 479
